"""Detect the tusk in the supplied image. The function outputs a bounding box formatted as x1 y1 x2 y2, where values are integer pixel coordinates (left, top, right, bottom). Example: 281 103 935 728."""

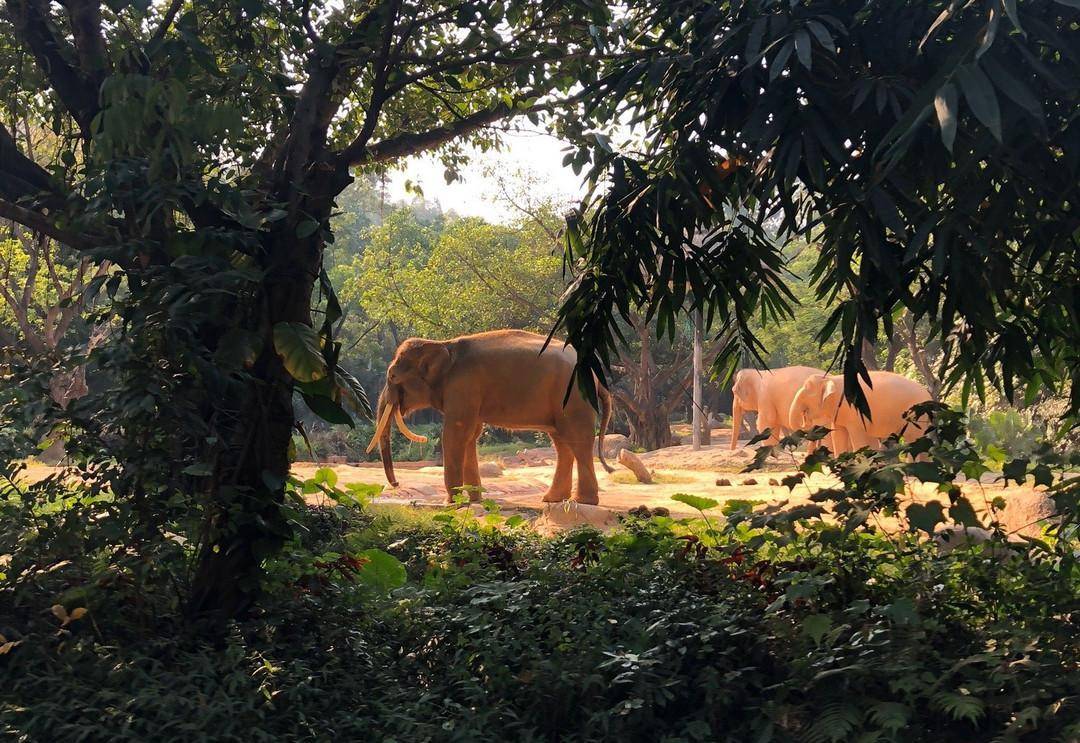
365 403 395 453
394 408 428 443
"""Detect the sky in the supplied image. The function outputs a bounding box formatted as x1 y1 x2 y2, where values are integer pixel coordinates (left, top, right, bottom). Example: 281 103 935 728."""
385 128 589 223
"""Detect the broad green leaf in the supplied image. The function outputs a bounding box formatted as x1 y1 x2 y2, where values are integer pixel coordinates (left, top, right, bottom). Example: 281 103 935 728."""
802 613 832 646
670 493 719 511
296 219 320 238
273 322 326 382
313 467 338 487
355 549 407 593
934 83 958 152
955 64 1002 141
302 392 354 427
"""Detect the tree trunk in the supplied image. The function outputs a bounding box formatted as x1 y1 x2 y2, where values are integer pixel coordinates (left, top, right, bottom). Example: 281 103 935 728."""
187 180 343 619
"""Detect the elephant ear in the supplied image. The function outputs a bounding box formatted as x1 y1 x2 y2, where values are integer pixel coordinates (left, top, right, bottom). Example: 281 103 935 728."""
822 378 843 414
414 341 452 383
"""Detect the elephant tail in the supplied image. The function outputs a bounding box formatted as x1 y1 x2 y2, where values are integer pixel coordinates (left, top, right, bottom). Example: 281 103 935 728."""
597 383 615 473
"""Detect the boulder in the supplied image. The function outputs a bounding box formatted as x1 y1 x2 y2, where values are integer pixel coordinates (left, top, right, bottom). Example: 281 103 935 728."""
596 433 631 459
478 461 504 477
716 478 732 486
534 501 618 536
617 448 653 484
743 478 758 485
1001 492 1058 538
932 525 1019 558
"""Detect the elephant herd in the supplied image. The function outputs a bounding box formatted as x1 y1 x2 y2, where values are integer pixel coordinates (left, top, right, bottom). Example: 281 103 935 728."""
730 366 932 453
367 330 932 505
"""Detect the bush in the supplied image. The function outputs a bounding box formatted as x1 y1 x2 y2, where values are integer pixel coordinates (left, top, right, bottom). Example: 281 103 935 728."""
2 413 1078 742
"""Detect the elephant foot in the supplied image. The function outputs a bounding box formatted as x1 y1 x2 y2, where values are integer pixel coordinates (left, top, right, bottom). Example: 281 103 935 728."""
571 488 599 506
445 486 483 505
542 488 571 503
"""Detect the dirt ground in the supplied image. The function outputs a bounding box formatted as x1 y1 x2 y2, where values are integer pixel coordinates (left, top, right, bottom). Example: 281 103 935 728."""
296 431 1047 528
15 427 1048 530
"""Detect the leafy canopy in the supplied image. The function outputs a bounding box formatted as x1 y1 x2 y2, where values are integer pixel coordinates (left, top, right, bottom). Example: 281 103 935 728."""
557 0 1079 418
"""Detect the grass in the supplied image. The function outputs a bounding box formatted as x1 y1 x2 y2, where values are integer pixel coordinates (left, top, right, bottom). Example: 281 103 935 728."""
609 469 697 485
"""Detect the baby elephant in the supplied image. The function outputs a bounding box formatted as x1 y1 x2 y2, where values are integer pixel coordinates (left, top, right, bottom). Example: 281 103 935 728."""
367 329 614 504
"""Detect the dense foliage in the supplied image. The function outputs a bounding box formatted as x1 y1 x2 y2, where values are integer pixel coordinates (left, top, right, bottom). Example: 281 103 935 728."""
2 445 1076 741
558 0 1080 418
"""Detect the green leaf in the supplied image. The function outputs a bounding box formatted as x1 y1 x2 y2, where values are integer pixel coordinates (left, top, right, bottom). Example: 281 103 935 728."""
802 613 832 646
982 57 1043 122
301 391 354 427
296 219 320 238
273 322 326 382
905 501 945 534
794 30 812 69
770 39 794 81
955 64 1002 141
883 596 919 625
313 467 338 487
504 514 525 528
934 83 958 152
355 549 407 593
670 493 719 512
182 463 213 477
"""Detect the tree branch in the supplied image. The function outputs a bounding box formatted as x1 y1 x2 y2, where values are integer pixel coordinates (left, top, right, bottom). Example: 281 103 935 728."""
0 200 98 250
6 0 101 133
149 0 184 46
339 100 526 167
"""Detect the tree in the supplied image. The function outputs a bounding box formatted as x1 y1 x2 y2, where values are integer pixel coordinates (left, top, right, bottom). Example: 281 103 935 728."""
0 0 608 619
349 203 565 337
557 0 1079 421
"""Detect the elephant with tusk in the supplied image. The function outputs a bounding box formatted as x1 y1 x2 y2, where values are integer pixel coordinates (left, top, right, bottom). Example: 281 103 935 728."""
367 329 614 504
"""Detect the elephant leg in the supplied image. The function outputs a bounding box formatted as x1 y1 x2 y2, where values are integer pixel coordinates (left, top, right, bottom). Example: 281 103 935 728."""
757 407 781 446
845 427 874 451
542 435 574 503
569 433 600 506
462 422 484 502
441 419 470 504
830 428 852 454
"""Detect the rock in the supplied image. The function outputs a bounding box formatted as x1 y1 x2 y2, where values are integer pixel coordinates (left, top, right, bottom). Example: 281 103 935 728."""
533 501 618 536
651 506 670 517
768 478 780 486
617 449 653 484
743 478 758 485
596 433 631 459
716 478 732 486
933 525 1019 558
478 461 504 477
1001 492 1058 538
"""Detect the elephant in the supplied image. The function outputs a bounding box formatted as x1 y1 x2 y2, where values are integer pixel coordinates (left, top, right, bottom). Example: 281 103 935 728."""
788 371 932 453
730 366 825 449
366 329 614 504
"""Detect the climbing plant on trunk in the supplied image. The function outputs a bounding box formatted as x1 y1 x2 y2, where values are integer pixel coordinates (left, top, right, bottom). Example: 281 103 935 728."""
0 0 607 619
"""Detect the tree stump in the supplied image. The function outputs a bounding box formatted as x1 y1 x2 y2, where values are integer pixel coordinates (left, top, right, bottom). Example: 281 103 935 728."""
617 449 653 484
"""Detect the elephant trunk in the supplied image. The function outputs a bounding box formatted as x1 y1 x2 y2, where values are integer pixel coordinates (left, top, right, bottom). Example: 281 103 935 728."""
730 396 743 450
788 394 810 433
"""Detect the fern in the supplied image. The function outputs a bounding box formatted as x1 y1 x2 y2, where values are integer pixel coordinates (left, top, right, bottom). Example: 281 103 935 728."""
804 702 861 743
866 701 910 732
933 690 986 724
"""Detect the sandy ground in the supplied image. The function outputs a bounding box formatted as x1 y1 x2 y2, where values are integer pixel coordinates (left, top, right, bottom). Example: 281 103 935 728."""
14 430 1049 530
295 436 1047 527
